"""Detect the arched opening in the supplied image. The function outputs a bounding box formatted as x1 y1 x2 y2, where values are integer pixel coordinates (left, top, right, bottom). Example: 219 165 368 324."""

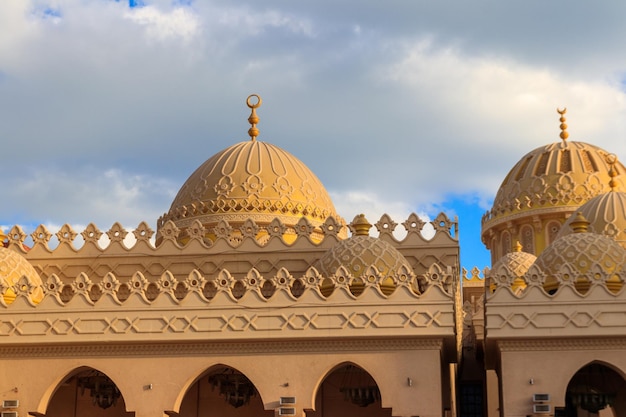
306 363 391 417
177 365 273 417
563 362 626 417
520 225 535 255
45 367 133 417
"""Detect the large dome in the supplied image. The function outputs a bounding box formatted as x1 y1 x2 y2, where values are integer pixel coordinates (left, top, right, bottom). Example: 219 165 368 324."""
158 95 345 242
481 109 626 262
484 140 626 229
0 247 44 304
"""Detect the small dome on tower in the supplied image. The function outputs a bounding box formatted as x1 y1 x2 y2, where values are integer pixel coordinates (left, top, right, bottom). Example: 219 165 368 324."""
0 247 44 304
534 213 626 294
555 154 626 249
317 214 411 296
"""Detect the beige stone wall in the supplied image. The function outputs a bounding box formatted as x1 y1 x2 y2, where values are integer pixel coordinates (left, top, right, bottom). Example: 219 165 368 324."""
0 341 444 417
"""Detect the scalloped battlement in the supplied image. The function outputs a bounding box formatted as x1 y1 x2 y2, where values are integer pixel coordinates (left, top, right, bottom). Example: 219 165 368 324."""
4 213 460 284
0 265 456 345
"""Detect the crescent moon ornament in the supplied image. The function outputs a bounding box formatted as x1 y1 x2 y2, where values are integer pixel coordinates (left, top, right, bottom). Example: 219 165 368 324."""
247 94 262 141
247 94 262 109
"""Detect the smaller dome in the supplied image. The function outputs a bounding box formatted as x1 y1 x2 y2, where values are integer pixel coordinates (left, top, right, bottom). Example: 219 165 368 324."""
0 247 44 304
555 157 626 248
490 241 537 292
317 215 411 296
535 213 626 294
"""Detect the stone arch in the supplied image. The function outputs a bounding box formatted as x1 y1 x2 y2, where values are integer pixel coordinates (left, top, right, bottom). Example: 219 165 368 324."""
170 363 273 417
37 365 132 417
562 360 626 417
306 361 391 417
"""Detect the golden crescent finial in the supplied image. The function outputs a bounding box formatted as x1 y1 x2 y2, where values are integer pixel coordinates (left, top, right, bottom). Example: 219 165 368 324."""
557 107 569 142
247 94 262 141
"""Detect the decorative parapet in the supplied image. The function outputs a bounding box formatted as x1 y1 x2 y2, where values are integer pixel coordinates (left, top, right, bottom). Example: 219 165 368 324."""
4 213 459 283
0 266 456 345
6 213 458 253
486 277 626 339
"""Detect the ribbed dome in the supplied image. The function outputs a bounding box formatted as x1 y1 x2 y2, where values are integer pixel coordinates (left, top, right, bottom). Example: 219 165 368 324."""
0 247 44 304
157 95 345 242
483 140 626 231
535 214 626 294
317 215 410 296
555 190 626 249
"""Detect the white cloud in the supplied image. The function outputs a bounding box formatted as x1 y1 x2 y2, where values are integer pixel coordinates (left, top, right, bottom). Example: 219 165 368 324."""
2 0 626 269
124 6 201 43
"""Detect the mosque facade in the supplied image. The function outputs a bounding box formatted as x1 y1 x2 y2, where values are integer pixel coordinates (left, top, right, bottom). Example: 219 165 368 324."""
0 98 625 417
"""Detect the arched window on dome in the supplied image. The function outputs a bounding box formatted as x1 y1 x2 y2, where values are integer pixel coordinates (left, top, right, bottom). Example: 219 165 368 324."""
546 221 561 247
501 231 512 258
491 237 498 265
520 225 535 255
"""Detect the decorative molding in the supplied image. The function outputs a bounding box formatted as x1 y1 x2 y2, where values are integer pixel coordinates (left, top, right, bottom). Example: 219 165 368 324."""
498 337 626 352
0 338 445 358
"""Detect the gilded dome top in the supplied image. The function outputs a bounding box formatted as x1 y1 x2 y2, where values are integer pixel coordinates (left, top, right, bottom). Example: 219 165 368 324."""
535 213 626 293
0 247 44 304
317 215 410 295
158 95 344 240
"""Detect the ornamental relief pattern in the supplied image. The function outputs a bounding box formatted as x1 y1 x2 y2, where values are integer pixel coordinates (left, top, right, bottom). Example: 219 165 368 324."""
482 172 626 228
0 268 455 342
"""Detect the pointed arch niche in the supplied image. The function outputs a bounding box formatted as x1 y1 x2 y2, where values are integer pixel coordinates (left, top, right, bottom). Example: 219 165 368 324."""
176 364 273 417
563 362 626 417
44 366 133 417
306 362 391 417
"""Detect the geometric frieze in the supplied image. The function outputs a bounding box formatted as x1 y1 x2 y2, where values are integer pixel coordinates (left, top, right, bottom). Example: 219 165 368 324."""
486 285 626 339
0 267 456 344
0 306 455 341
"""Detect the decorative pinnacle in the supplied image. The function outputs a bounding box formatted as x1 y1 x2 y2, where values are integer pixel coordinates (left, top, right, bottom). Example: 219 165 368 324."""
606 153 618 191
246 94 262 141
513 240 522 252
569 212 590 234
557 108 569 142
351 214 372 236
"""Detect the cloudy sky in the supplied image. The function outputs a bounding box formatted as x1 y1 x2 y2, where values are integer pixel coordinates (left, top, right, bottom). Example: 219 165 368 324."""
2 0 626 270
